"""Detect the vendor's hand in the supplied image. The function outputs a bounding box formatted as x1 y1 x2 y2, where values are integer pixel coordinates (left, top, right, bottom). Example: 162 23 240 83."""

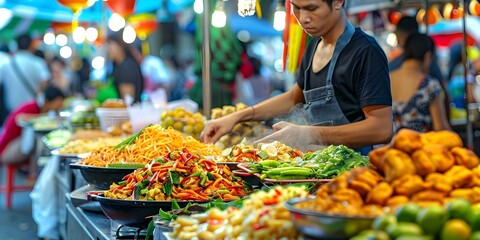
201 115 238 144
254 121 313 148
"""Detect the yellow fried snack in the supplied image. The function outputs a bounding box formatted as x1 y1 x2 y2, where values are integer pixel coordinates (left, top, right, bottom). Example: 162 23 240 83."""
331 188 364 208
386 195 410 208
416 144 455 173
444 165 474 189
366 181 393 206
368 145 390 172
411 149 437 176
392 128 423 154
468 168 480 188
451 147 480 169
347 167 382 197
450 188 475 203
391 175 430 197
425 173 453 194
421 130 463 149
411 190 446 203
383 149 417 182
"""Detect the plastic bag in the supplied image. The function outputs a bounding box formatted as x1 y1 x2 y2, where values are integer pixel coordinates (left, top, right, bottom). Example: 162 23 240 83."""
20 126 35 155
30 156 59 239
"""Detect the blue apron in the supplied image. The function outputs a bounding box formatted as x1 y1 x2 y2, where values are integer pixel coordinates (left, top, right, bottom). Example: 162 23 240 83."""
303 22 373 155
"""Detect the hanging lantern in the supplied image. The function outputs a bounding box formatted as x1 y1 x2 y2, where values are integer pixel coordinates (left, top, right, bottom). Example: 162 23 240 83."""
443 3 453 20
388 11 402 25
57 0 90 14
470 0 480 16
129 13 158 40
417 6 442 25
52 22 74 34
450 6 464 19
105 0 136 18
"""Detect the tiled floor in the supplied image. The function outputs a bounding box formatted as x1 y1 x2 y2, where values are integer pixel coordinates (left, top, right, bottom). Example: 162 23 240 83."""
0 168 38 240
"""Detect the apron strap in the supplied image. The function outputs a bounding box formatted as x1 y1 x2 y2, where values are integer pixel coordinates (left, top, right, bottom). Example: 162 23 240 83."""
326 22 355 86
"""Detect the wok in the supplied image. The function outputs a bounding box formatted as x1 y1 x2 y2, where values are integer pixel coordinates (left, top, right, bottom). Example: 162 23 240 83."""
70 163 138 189
87 192 207 227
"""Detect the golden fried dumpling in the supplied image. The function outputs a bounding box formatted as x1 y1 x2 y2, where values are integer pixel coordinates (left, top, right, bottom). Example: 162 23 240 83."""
468 168 480 188
366 181 393 206
425 173 453 194
386 195 410 208
392 175 430 197
416 144 455 173
368 145 390 172
392 128 423 154
331 188 364 208
451 147 480 169
421 130 463 149
383 149 417 182
411 149 437 176
450 188 475 203
347 167 383 197
445 165 474 189
411 190 446 203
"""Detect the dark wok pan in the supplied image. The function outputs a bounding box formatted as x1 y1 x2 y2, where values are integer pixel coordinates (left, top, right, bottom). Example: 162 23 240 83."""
87 192 207 227
70 163 138 189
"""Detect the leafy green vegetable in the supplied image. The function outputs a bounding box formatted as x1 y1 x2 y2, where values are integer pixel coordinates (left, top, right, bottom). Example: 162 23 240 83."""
169 171 180 185
207 172 215 181
162 178 173 197
172 198 181 210
257 150 269 160
159 209 173 220
145 219 155 240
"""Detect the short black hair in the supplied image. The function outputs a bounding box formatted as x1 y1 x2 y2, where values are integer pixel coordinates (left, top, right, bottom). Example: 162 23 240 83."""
44 85 65 102
396 16 419 33
16 34 32 50
324 0 345 8
404 33 435 62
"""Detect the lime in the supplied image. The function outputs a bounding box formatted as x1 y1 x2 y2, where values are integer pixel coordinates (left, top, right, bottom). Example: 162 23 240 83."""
355 230 390 240
173 121 183 131
193 122 204 134
163 116 174 128
193 112 203 120
184 125 194 134
396 203 421 223
387 222 423 239
468 208 480 231
373 214 397 231
161 111 168 121
440 219 471 240
416 205 449 236
448 198 472 222
396 235 432 240
471 231 480 240
185 118 196 126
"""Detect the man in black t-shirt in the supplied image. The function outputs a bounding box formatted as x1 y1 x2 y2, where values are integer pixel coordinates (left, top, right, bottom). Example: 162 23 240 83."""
202 0 393 150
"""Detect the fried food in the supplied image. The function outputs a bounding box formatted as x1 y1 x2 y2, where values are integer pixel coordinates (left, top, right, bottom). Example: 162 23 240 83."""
411 149 437 176
102 98 126 108
392 128 423 153
411 190 446 203
392 175 430 197
468 168 480 188
366 182 393 206
368 145 390 172
347 168 382 197
450 189 475 203
444 165 474 189
425 173 453 194
451 147 480 169
414 144 455 173
383 149 417 182
421 130 463 149
331 188 364 208
386 195 410 208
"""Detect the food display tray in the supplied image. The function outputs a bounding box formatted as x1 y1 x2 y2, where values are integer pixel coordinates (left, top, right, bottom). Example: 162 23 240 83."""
237 163 332 185
215 162 241 171
70 163 139 190
70 185 102 212
51 150 90 159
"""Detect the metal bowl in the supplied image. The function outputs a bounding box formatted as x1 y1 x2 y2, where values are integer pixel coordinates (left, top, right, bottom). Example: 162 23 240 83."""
285 197 375 240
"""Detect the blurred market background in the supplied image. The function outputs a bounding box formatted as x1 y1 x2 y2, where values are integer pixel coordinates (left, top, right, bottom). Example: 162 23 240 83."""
0 0 480 239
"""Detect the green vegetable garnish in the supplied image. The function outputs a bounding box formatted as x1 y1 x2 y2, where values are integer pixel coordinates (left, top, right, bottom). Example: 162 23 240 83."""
113 125 151 150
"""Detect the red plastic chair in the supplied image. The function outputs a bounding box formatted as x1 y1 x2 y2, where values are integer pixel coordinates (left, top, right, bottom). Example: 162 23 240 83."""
0 162 33 209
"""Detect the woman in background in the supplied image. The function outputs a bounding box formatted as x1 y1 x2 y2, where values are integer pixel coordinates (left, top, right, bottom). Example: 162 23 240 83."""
390 33 451 132
107 33 144 103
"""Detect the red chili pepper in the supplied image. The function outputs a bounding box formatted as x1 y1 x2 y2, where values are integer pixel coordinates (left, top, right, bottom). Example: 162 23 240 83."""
252 223 265 230
208 219 223 225
122 174 133 180
274 188 282 196
180 176 191 186
259 209 270 218
148 172 159 189
236 153 256 162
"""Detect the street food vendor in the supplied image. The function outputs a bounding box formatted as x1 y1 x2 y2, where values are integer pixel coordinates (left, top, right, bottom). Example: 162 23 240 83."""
202 0 393 153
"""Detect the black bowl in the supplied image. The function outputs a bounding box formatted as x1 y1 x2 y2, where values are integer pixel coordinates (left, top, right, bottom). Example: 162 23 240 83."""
70 164 138 189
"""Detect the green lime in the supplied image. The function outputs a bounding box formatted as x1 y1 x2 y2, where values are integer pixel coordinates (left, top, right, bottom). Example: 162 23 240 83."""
373 214 398 231
163 116 174 128
471 231 480 240
416 205 449 236
469 208 480 231
355 230 390 240
396 235 433 240
387 222 423 239
440 219 471 240
396 203 421 223
448 198 472 222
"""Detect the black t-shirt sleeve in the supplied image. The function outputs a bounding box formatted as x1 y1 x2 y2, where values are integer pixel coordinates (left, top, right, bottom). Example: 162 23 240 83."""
116 59 142 85
355 44 392 107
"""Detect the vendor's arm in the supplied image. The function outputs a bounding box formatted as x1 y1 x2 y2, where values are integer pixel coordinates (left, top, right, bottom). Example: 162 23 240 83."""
256 105 392 148
430 93 451 131
118 83 135 99
201 84 305 143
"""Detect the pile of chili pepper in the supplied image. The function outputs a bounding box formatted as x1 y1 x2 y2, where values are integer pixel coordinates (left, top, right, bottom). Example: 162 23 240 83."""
104 148 251 201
